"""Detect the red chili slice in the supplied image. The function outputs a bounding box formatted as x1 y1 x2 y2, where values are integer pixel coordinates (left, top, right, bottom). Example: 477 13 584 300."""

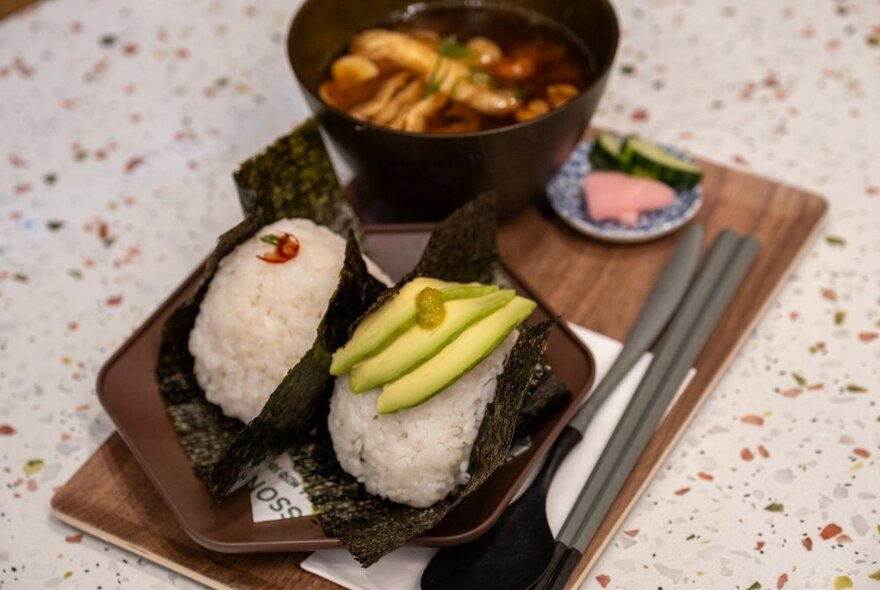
257 232 300 264
257 251 288 264
277 233 300 258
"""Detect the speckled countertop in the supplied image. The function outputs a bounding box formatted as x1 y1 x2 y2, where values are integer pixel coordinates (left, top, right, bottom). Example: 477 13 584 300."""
1 0 878 588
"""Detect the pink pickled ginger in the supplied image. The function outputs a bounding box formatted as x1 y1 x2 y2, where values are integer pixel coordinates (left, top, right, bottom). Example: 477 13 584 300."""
583 172 676 227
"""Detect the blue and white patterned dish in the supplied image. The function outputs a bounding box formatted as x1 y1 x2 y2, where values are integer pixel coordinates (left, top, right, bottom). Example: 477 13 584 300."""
546 140 703 244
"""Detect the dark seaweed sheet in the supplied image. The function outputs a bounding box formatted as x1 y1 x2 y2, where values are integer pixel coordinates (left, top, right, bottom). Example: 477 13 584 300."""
352 194 500 331
406 194 499 283
233 119 358 235
515 364 571 439
156 214 267 483
156 119 368 495
292 194 565 566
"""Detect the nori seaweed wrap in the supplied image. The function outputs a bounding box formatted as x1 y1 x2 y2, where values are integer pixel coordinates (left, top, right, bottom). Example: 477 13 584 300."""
155 118 568 565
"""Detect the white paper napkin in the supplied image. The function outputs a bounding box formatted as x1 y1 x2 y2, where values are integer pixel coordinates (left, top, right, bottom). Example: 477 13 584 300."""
300 324 694 590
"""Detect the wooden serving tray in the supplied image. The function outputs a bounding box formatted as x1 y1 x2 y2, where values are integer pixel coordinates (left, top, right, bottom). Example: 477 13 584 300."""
52 153 827 589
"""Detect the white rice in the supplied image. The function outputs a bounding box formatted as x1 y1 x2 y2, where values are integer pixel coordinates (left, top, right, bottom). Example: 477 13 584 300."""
328 333 518 508
189 218 390 423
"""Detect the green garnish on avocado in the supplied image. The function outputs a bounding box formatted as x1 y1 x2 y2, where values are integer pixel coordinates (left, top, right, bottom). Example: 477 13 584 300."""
349 289 515 393
416 287 446 329
330 278 498 376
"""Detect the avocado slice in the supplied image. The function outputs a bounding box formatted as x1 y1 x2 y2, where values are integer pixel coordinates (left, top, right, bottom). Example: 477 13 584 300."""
349 289 516 393
329 278 498 376
377 296 537 414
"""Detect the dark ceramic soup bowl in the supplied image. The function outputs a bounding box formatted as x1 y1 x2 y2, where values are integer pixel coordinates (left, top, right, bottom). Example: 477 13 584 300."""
288 0 619 220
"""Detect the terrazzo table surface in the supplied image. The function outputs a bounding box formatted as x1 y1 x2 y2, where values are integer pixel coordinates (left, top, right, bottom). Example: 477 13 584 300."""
1 0 879 588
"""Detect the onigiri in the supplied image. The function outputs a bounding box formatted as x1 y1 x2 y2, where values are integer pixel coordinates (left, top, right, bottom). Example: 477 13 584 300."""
328 332 518 507
188 218 389 423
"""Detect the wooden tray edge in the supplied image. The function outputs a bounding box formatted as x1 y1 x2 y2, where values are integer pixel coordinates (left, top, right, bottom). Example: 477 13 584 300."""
50 508 238 590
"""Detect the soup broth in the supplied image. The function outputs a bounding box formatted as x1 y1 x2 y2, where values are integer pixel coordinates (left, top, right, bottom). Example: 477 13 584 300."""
318 3 595 133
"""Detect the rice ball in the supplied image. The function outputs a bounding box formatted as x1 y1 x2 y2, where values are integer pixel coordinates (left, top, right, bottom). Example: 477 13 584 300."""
328 333 517 508
189 218 389 423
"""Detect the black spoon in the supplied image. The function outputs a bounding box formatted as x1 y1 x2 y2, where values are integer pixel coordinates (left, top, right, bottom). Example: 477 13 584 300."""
422 425 581 590
420 224 703 590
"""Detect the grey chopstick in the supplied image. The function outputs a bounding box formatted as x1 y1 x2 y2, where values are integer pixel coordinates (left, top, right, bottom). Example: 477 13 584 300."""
570 234 759 552
554 229 741 549
568 223 703 435
536 230 759 590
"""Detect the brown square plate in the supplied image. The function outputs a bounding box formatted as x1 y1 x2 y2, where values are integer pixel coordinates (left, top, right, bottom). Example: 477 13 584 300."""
96 223 595 553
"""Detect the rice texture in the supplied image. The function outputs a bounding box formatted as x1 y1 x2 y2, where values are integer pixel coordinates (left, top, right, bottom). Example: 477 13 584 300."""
328 333 517 508
189 218 389 423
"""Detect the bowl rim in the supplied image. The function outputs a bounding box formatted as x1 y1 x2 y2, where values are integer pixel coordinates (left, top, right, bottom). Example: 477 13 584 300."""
286 0 620 140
